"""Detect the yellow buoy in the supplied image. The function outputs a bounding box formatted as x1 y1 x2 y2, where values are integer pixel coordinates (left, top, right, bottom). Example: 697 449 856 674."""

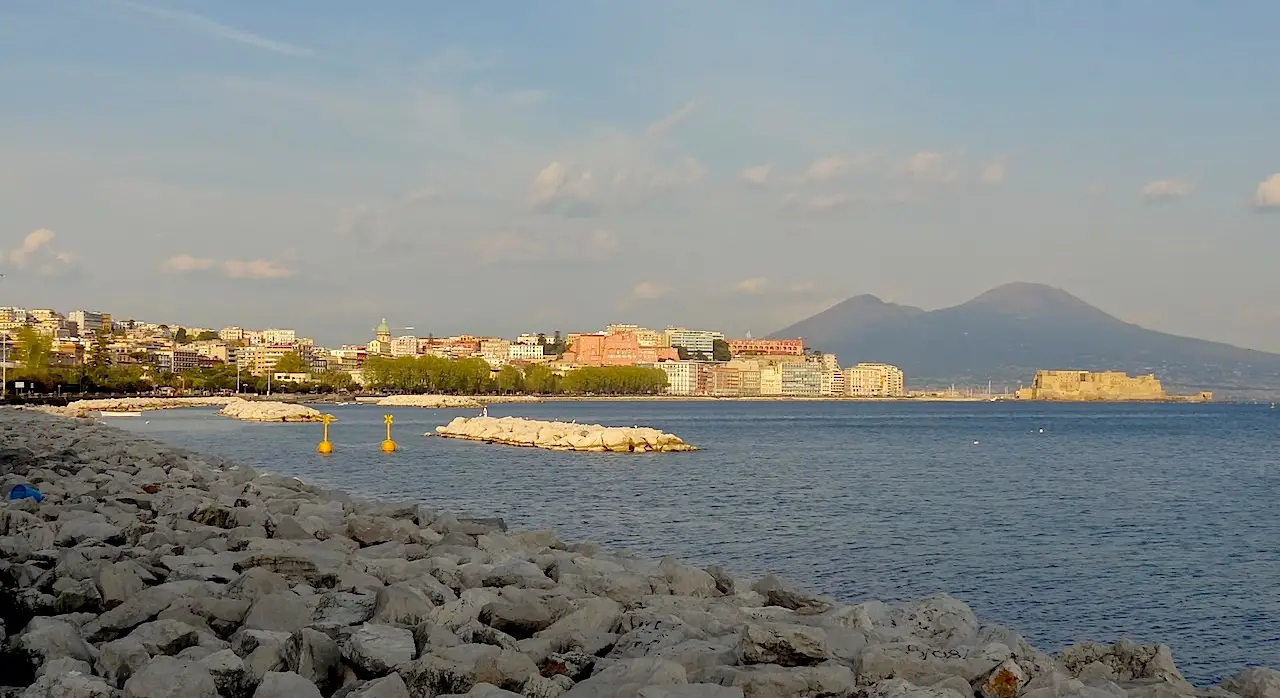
317 414 334 454
380 413 397 452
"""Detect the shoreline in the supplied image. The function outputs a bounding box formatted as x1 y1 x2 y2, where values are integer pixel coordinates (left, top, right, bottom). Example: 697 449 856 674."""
0 409 1273 696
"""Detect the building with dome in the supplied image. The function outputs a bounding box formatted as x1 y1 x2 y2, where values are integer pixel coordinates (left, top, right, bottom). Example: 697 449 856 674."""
367 318 393 356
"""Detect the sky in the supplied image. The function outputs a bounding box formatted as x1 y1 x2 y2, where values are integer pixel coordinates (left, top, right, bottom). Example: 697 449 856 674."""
1 0 1278 350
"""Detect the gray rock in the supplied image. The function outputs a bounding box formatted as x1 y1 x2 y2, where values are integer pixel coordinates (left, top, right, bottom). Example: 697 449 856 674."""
703 567 735 596
1223 667 1280 698
252 671 323 698
123 656 219 698
403 643 539 696
96 636 152 688
283 628 342 694
126 620 201 656
199 649 255 698
436 684 523 698
340 623 417 676
892 595 981 650
563 657 687 698
95 562 149 611
55 577 104 614
84 585 179 642
479 599 554 640
271 515 315 540
414 621 462 654
637 686 744 698
749 575 832 614
243 592 310 634
311 591 377 631
19 670 119 698
694 661 857 698
17 617 96 668
226 568 291 601
34 655 93 678
345 674 412 698
659 558 718 598
373 583 435 626
56 518 124 546
737 622 830 667
1059 640 1183 683
860 641 1012 683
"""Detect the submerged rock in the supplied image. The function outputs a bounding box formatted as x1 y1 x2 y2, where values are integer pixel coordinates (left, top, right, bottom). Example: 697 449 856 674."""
433 416 695 453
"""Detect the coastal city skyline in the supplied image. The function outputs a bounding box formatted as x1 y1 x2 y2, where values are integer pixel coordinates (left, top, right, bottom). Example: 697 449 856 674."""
3 4 1280 352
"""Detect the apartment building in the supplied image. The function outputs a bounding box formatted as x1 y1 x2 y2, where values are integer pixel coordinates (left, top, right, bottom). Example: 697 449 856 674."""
821 368 846 396
563 333 680 367
219 326 245 343
662 327 724 356
188 340 230 362
480 339 511 367
261 328 296 345
236 344 294 376
390 336 420 358
154 348 202 373
68 310 109 336
781 362 822 396
845 362 905 397
652 360 698 396
507 343 545 362
727 338 804 356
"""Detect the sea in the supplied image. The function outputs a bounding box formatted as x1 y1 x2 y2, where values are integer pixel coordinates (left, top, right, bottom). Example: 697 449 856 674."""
111 400 1280 683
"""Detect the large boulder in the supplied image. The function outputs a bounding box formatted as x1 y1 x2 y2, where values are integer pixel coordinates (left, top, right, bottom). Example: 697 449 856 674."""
242 592 310 634
252 671 323 698
737 623 830 667
123 656 219 698
339 623 416 677
1058 640 1183 683
1222 668 1280 698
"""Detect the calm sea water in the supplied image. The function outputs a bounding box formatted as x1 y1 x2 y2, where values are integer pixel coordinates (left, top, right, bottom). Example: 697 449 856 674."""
112 401 1280 683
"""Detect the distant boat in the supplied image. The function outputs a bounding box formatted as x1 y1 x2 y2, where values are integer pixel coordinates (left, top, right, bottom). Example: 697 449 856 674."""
98 411 142 418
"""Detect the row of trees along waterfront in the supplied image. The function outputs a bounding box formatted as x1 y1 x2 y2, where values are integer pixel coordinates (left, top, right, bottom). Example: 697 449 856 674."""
1 331 352 394
362 355 669 395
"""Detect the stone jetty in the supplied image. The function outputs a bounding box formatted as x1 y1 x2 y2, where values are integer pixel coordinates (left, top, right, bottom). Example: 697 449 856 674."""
0 409 1276 698
217 400 325 423
434 417 696 452
375 396 544 409
31 397 241 419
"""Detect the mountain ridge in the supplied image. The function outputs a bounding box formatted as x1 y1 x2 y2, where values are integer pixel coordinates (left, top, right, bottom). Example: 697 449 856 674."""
771 282 1280 396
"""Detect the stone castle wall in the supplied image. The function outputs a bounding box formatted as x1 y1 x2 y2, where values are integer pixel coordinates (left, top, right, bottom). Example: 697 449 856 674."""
1018 370 1167 401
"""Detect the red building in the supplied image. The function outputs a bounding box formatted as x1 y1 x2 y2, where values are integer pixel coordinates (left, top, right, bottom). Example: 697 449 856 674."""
727 338 804 356
563 332 679 366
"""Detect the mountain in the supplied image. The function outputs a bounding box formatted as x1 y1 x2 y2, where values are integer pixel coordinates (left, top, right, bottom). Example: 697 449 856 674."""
772 282 1280 396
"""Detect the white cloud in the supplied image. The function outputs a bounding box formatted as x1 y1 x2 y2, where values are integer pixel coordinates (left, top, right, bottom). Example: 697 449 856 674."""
1255 174 1280 210
739 164 772 186
477 228 619 265
646 100 697 138
162 254 292 279
3 229 76 276
733 277 769 294
1141 179 1192 203
803 155 849 182
892 151 963 184
782 192 854 214
162 253 216 273
222 259 294 279
404 186 439 205
981 161 1007 185
647 157 706 190
105 0 314 57
630 281 668 300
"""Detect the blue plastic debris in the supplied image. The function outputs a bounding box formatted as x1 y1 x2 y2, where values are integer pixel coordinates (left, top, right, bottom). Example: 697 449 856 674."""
8 484 43 503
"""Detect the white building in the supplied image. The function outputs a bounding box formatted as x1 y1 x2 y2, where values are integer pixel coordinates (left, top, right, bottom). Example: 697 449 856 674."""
662 327 724 356
845 363 905 397
390 335 419 358
507 343 545 362
261 328 296 345
219 326 245 343
652 360 698 396
821 368 845 396
68 310 108 336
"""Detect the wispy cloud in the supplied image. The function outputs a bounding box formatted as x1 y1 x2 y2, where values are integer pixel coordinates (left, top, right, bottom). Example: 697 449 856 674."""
739 164 772 186
1141 179 1192 203
733 277 769 294
980 161 1007 185
162 253 294 279
646 100 697 138
630 281 669 300
891 151 964 184
1255 174 1280 211
103 0 314 58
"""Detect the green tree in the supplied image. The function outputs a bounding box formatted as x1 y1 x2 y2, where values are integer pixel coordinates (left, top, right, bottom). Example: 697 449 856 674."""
88 331 111 369
560 366 668 395
273 351 310 374
712 338 732 362
496 365 523 394
522 363 556 394
14 327 52 378
194 330 220 341
174 328 189 344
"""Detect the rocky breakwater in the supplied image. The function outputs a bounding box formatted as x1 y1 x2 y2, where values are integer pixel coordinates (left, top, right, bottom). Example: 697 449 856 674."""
31 397 241 419
0 410 1277 698
376 396 545 409
218 400 326 423
434 416 696 453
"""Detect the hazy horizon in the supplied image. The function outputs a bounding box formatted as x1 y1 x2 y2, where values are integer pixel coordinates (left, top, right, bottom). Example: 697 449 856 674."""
2 2 1278 350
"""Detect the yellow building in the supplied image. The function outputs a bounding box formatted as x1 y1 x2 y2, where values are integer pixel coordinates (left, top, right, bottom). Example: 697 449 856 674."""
845 363 905 397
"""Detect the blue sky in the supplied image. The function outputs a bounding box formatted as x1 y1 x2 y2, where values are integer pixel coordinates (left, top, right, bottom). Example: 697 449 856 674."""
2 0 1278 349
